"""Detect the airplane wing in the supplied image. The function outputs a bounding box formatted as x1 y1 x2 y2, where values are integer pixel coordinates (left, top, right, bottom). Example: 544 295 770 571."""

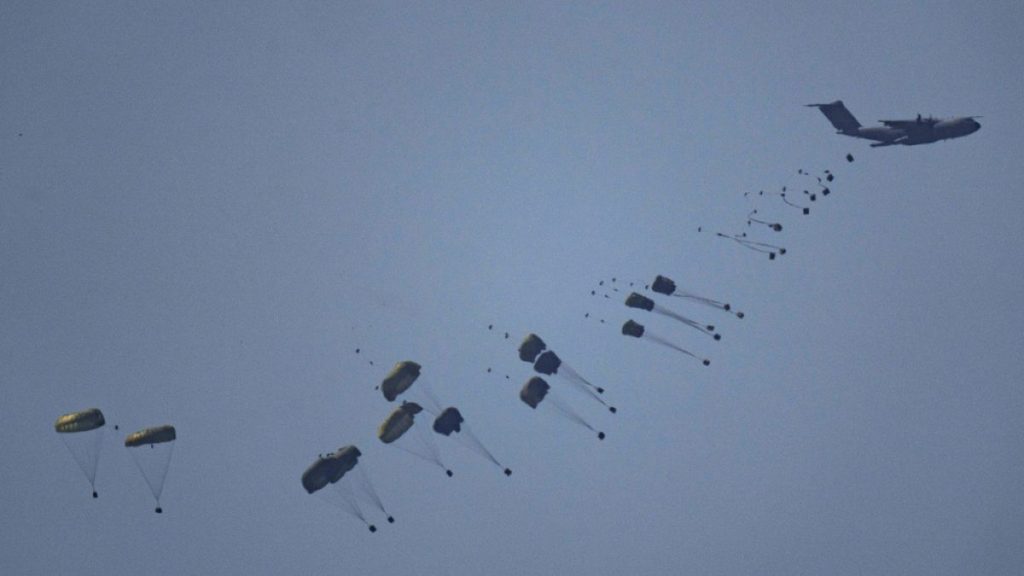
870 135 909 147
879 118 938 128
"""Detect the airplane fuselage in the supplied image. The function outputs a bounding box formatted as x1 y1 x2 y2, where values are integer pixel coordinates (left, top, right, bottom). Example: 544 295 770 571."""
808 101 980 147
843 117 981 146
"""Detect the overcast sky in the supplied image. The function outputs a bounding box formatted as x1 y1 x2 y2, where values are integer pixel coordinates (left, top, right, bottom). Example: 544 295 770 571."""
2 2 1022 574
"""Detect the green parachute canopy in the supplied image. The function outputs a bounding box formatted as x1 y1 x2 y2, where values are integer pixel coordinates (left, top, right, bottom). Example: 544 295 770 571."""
518 333 547 363
432 406 512 476
625 292 655 311
301 445 361 494
377 402 423 444
649 274 742 317
55 408 107 498
432 407 464 436
651 275 676 296
520 377 550 409
626 290 721 340
380 361 422 402
124 425 176 447
622 319 645 338
533 350 562 376
301 445 393 531
55 408 106 433
124 425 177 513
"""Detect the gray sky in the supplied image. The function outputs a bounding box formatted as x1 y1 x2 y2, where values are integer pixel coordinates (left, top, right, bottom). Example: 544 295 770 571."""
2 2 1022 574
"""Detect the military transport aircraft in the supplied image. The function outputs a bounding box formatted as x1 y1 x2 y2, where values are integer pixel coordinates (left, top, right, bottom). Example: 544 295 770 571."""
807 100 980 147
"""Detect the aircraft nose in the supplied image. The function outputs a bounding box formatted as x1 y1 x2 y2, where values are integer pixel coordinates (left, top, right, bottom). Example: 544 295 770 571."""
971 119 981 132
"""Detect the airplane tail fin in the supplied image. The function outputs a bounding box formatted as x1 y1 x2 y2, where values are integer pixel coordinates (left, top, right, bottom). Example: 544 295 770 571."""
806 100 861 134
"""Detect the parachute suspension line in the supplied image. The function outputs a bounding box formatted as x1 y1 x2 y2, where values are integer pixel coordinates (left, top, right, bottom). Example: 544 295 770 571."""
779 192 810 215
735 236 786 252
561 368 617 413
653 306 721 340
646 334 711 367
395 443 444 469
404 421 451 476
417 381 444 415
355 464 394 523
460 423 504 470
128 441 175 507
560 363 605 395
316 482 372 529
747 210 783 232
718 232 767 253
578 378 613 411
673 291 725 308
339 483 370 525
553 363 616 413
545 392 596 433
716 233 786 259
59 426 105 496
128 446 156 502
546 389 606 441
673 291 745 319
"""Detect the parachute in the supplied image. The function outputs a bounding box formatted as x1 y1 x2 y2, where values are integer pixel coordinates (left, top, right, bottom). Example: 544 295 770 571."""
518 333 547 363
55 408 106 433
649 276 675 297
624 292 654 312
520 377 549 409
622 320 710 366
650 275 744 318
380 361 421 402
302 445 393 532
377 402 422 444
432 407 464 435
302 446 360 494
622 319 645 338
54 408 106 498
533 350 561 376
625 292 720 340
124 425 175 447
519 376 605 441
124 425 176 513
378 402 452 477
432 407 511 476
378 360 444 414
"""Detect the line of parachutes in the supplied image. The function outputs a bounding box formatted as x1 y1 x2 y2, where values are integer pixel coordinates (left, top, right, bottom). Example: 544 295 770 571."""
54 409 177 514
55 151 858 534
